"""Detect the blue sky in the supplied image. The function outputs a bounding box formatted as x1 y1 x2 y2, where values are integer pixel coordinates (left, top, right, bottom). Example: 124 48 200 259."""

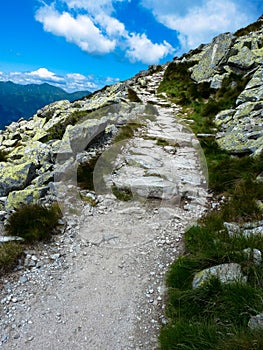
0 0 262 92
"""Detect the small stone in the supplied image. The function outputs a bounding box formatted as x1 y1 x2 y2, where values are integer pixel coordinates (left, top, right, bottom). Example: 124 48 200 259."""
50 253 60 260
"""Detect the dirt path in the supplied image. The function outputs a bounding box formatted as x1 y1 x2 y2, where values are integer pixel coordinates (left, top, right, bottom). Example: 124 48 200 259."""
0 70 208 349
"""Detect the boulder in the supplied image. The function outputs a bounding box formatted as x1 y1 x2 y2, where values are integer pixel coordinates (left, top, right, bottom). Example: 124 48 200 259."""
65 117 110 154
192 263 247 289
191 33 234 82
0 162 36 196
228 46 256 69
6 186 49 209
7 141 52 166
113 176 178 200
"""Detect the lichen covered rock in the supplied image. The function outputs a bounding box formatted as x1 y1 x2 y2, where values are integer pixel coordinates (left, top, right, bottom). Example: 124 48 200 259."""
0 162 36 196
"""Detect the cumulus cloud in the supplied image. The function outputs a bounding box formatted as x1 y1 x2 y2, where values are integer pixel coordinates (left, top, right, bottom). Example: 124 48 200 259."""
126 33 174 64
35 0 174 64
28 68 64 82
141 0 255 51
35 4 116 54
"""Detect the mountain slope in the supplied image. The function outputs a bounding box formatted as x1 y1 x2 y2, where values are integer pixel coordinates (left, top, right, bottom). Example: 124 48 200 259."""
0 81 90 129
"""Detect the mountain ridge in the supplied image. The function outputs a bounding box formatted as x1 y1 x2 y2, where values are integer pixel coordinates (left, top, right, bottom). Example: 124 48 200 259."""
0 81 91 129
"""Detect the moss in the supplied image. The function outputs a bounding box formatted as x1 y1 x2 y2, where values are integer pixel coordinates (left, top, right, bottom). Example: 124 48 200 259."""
156 138 170 146
113 122 143 143
111 185 133 201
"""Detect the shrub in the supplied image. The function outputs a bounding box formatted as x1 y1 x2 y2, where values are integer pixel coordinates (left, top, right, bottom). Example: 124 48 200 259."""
6 203 61 243
0 241 24 273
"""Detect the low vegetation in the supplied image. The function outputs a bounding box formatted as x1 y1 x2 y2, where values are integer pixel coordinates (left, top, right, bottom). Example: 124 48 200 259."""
234 19 263 38
111 184 133 201
0 241 24 273
113 121 143 143
5 203 61 243
158 58 263 349
158 62 250 134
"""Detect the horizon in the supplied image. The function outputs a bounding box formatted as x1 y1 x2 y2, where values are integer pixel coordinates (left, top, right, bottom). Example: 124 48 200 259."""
0 0 262 92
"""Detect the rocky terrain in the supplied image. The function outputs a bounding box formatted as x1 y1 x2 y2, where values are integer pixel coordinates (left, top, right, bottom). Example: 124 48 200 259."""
0 67 208 349
0 16 263 349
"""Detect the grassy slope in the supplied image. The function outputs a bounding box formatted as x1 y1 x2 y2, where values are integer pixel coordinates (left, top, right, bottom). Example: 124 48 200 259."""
157 24 263 350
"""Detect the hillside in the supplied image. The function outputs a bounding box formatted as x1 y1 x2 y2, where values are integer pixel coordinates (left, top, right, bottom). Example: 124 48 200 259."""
0 81 90 129
0 16 263 350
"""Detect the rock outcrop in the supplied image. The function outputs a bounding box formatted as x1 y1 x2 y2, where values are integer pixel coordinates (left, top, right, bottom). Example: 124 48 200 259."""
174 17 263 156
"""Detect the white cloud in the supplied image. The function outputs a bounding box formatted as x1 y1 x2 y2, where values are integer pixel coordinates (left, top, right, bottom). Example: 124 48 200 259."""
95 13 126 37
65 0 128 14
66 73 86 81
126 33 174 64
35 0 174 64
141 0 254 51
35 4 116 54
0 68 107 92
28 68 64 82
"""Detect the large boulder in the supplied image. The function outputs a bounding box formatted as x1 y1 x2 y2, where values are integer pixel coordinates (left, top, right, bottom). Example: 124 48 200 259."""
0 162 36 196
7 141 52 166
228 46 256 69
191 33 234 82
6 186 49 210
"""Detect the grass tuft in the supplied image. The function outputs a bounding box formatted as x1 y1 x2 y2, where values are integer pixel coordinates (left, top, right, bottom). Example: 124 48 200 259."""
0 242 24 273
5 203 61 243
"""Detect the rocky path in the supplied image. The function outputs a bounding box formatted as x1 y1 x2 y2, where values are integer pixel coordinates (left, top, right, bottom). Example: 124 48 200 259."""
0 69 208 349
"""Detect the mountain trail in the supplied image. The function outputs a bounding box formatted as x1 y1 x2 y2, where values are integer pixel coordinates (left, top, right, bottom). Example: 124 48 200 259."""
0 68 208 349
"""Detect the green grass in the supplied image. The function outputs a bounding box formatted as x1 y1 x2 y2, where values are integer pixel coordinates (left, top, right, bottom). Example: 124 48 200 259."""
158 44 263 350
111 184 133 201
113 121 143 143
0 242 24 273
5 203 61 243
158 60 250 134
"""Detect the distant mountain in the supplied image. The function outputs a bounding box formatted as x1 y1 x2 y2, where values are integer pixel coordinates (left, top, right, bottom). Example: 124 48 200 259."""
0 81 91 129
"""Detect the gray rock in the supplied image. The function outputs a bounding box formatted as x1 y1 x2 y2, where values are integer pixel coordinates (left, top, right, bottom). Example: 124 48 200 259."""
243 248 262 265
0 236 24 243
228 46 256 69
114 176 178 200
248 313 263 330
6 186 49 209
191 33 234 82
192 263 247 289
0 162 37 196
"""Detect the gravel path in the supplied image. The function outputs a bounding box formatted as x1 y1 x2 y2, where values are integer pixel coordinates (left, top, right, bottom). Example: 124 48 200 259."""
0 69 208 349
